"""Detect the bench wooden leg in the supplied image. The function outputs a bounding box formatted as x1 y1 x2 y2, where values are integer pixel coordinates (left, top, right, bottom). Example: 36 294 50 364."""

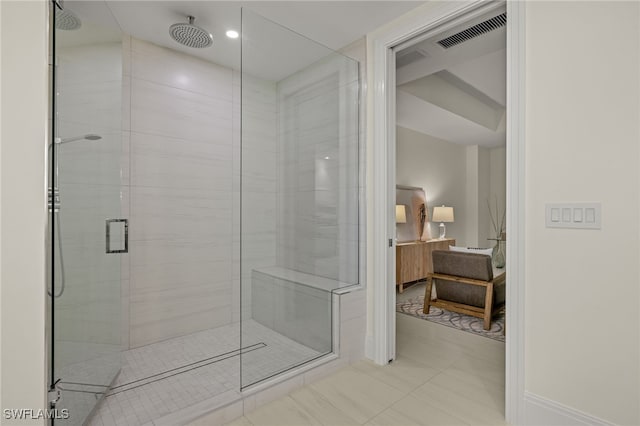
423 276 433 314
483 282 494 330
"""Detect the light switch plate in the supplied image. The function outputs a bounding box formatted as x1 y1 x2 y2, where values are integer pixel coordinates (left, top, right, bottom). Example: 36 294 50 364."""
545 203 601 229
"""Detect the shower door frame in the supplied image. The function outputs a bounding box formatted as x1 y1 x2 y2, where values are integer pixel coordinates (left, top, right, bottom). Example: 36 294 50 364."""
47 0 126 421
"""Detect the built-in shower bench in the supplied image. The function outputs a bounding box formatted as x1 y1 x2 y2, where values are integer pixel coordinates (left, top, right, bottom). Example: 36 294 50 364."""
250 266 356 354
252 266 356 294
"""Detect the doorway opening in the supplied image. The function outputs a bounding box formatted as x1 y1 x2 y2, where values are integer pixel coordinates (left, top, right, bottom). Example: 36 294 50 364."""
392 6 507 422
367 1 525 423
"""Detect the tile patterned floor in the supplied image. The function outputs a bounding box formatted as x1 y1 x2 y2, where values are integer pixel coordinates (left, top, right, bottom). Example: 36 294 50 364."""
85 320 320 426
207 313 506 426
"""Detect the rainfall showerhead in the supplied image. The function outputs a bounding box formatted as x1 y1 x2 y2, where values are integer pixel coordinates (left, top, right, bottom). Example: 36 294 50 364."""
56 8 82 31
169 16 213 49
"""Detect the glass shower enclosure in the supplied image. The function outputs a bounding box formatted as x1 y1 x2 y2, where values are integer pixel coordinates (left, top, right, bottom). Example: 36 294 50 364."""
48 1 125 424
48 2 359 424
240 9 360 389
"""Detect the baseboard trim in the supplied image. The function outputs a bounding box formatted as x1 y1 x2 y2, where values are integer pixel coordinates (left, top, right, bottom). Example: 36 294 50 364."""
524 392 615 426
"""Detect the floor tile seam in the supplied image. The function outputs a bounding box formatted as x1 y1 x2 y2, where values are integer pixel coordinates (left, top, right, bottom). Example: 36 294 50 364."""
353 363 440 396
288 386 362 426
412 371 489 401
395 334 471 356
439 366 507 391
408 381 506 423
341 366 416 400
244 395 314 425
391 353 450 373
388 395 473 426
356 397 405 426
306 379 404 426
443 370 506 394
395 352 459 372
405 389 500 426
453 347 506 364
281 395 330 426
421 375 507 414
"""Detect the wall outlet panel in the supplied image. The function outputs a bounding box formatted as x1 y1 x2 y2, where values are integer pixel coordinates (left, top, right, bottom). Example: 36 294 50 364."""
545 203 601 229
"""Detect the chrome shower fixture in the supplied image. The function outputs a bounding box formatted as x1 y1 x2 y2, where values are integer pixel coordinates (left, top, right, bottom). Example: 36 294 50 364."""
55 134 102 145
56 8 82 31
169 16 213 49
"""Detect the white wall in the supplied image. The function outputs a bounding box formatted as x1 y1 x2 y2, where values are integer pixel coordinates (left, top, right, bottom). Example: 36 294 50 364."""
396 125 468 243
524 2 639 424
0 1 48 423
396 125 504 247
489 146 506 239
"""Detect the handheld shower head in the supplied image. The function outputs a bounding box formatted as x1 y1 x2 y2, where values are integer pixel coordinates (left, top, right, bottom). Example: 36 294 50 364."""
55 134 103 145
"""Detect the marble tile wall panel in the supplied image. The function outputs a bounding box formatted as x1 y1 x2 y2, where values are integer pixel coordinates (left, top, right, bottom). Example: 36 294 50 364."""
128 38 238 348
251 271 332 354
238 73 278 322
275 57 359 285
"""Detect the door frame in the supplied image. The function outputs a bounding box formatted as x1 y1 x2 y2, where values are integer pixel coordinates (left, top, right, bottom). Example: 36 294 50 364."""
366 1 526 424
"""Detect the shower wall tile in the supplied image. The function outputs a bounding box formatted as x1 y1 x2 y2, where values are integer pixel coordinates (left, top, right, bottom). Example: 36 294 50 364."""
130 293 232 348
57 43 123 88
122 35 132 76
126 38 276 348
121 278 130 351
127 38 237 348
130 79 232 144
131 39 234 101
130 132 232 190
122 77 131 132
58 80 124 131
241 148 277 192
129 240 230 267
237 73 278 323
275 59 359 285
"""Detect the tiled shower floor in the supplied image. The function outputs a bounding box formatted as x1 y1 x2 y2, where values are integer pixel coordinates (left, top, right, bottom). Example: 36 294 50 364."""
87 320 322 426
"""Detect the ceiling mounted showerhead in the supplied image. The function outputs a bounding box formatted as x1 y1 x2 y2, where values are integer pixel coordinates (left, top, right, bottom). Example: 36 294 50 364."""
169 16 213 49
56 8 82 31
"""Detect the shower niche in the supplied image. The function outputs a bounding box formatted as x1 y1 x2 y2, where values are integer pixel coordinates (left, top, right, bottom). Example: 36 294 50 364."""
48 2 360 425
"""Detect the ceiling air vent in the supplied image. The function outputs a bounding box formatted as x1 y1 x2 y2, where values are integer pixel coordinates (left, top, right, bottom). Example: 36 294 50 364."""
437 13 506 49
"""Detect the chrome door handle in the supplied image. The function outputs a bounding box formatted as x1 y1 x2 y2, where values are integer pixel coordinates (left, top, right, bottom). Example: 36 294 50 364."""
106 219 128 254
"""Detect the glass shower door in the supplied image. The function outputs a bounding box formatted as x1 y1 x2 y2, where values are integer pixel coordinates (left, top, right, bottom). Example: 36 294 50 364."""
49 2 126 424
240 9 360 389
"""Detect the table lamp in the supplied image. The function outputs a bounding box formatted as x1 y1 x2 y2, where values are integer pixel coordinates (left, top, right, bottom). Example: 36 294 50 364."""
395 205 407 242
432 205 454 239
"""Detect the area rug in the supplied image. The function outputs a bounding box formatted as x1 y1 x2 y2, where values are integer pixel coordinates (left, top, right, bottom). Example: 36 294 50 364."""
397 295 505 342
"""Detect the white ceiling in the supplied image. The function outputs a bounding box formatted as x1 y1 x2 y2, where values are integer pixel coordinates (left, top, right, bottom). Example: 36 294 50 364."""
65 1 424 80
396 8 506 147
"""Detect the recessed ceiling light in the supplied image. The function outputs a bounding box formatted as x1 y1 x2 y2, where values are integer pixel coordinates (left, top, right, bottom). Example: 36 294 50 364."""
226 30 239 39
324 156 330 160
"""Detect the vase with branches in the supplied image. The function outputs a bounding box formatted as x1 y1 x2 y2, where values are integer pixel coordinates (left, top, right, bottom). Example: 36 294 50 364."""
487 197 506 268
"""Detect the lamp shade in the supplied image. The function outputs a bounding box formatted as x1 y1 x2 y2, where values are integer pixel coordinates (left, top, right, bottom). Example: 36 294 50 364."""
395 205 407 223
433 205 454 223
